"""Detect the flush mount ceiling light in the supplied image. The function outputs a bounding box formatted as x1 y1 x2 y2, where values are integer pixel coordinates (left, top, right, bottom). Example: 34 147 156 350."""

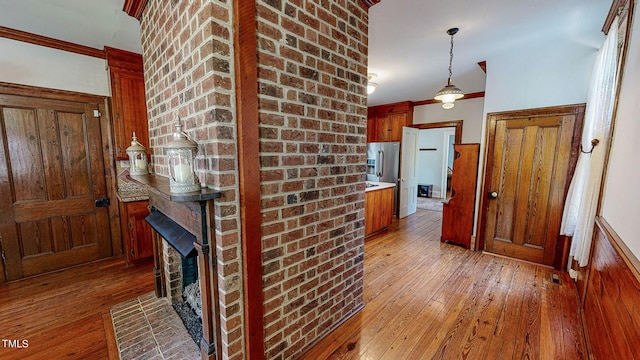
434 28 464 109
367 73 378 95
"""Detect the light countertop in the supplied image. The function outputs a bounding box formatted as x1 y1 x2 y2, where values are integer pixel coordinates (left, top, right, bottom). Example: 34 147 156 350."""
365 181 396 192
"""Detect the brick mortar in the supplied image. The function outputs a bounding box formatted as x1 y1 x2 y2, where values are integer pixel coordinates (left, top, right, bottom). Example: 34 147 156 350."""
140 0 244 359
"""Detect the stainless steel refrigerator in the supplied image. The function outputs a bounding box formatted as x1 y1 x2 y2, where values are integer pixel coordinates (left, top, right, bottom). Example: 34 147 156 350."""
366 142 400 216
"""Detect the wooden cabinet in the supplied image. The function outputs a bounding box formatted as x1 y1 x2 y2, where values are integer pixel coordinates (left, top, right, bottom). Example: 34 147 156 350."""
105 47 149 160
367 101 413 143
441 144 480 249
365 186 394 236
119 200 153 264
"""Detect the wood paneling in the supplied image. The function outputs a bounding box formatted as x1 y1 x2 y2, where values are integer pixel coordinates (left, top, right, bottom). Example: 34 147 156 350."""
0 258 154 360
299 210 586 359
583 217 640 360
105 47 148 160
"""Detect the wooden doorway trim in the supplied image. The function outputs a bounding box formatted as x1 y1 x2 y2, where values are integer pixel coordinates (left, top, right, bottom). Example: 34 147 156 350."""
412 120 463 144
233 0 265 358
475 104 585 262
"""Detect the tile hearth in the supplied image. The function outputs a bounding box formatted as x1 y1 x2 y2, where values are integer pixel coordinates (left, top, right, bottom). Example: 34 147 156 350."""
110 292 199 360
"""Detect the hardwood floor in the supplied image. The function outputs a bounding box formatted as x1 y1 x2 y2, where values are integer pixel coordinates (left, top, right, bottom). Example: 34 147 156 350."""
300 209 587 360
0 258 154 360
0 210 587 360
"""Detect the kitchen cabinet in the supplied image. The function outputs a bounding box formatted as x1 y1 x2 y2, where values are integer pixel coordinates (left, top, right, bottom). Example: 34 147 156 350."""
365 185 394 236
119 200 153 264
105 46 149 160
367 101 414 143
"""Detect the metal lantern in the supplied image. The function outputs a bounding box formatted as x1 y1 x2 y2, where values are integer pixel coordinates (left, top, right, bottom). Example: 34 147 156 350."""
166 119 201 193
126 132 149 175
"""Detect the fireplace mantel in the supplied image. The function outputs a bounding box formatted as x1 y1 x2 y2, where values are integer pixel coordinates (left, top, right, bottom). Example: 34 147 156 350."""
128 174 221 360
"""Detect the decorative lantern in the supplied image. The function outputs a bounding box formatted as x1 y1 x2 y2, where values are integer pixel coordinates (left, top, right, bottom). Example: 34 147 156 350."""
126 132 149 176
166 119 201 193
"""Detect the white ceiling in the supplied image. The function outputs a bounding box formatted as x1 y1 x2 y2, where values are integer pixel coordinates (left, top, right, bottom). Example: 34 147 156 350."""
368 0 611 106
0 0 611 106
0 0 142 54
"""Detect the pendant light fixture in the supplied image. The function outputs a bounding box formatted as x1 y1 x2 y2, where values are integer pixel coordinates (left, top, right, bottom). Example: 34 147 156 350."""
367 73 378 95
434 27 464 109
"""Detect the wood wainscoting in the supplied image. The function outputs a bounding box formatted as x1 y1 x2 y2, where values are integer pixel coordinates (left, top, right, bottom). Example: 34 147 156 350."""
582 217 640 359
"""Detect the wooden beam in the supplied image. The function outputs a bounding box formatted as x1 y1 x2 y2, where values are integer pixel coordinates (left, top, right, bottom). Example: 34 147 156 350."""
234 0 265 359
123 0 148 20
0 26 105 59
412 91 485 107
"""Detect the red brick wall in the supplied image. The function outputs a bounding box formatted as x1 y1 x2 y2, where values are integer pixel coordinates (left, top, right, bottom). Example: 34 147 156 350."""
139 0 369 358
140 1 245 359
256 0 369 358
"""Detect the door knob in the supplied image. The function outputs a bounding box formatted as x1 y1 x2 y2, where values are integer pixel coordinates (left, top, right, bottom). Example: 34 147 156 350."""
489 191 498 199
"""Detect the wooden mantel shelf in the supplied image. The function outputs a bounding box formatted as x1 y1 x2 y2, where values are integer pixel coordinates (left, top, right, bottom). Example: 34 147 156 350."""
129 174 221 203
126 173 222 360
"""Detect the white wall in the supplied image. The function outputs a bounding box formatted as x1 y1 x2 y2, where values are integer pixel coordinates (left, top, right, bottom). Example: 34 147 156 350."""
417 128 450 197
413 97 485 144
0 38 109 96
483 36 599 114
601 12 640 260
471 31 603 241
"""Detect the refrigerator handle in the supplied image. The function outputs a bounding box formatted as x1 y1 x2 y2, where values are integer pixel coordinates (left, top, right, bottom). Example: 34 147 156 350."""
378 150 384 177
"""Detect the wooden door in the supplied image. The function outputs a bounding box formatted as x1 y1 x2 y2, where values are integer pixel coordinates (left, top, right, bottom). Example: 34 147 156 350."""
0 95 112 280
399 126 419 218
483 105 583 266
441 144 479 248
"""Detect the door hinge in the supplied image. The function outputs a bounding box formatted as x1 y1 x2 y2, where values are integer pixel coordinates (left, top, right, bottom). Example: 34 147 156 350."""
127 222 132 229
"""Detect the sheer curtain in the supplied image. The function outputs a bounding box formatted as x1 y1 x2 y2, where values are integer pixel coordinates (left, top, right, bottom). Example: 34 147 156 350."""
560 17 619 268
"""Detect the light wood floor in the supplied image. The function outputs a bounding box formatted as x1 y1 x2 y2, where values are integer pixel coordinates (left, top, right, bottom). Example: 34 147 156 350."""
300 209 587 359
0 258 154 360
0 210 587 360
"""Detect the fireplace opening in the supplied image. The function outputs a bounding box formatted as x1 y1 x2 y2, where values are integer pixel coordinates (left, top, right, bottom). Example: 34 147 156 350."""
172 255 203 344
146 210 203 344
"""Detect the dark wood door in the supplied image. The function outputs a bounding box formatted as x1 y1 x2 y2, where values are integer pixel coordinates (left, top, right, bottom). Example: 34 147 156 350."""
483 105 583 266
441 144 479 248
0 95 112 280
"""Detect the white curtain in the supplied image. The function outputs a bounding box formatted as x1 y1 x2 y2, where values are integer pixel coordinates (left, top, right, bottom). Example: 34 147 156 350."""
560 17 619 268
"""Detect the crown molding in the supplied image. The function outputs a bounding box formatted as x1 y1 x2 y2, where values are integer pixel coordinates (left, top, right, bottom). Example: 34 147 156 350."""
0 26 105 59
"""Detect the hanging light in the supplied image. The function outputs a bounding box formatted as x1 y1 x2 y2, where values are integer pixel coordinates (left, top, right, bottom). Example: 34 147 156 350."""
367 73 378 95
434 28 464 109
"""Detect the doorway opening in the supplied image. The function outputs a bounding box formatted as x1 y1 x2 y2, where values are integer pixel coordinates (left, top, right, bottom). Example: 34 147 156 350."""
408 121 462 217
